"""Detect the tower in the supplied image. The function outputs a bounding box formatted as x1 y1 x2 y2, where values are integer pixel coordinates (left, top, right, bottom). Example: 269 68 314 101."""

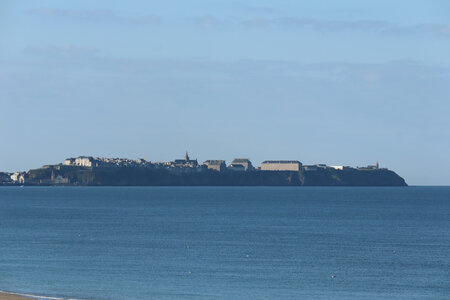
185 151 190 161
376 161 379 169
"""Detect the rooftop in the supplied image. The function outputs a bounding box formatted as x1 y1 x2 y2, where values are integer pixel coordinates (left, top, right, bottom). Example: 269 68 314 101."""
204 160 225 165
262 160 301 164
231 158 251 163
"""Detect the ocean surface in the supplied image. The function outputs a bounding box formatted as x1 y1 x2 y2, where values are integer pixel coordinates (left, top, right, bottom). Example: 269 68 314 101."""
0 187 449 300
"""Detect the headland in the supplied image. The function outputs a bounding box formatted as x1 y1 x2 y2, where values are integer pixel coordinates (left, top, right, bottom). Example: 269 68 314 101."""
1 153 407 186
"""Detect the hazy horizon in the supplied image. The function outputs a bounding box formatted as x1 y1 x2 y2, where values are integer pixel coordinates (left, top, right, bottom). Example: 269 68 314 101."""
1 1 449 185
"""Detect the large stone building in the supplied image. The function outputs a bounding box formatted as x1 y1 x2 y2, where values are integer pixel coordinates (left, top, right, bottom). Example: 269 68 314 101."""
261 160 302 171
70 156 96 167
229 158 254 171
203 160 226 172
75 156 95 167
64 156 96 167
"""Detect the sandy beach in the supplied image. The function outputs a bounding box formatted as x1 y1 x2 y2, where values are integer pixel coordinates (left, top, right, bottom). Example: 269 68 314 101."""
0 291 36 300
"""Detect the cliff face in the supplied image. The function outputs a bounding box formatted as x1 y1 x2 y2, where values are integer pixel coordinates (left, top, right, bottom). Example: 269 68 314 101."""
26 166 407 186
301 169 407 186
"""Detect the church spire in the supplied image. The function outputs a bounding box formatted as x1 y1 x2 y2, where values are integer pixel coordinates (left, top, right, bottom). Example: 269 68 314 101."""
185 151 189 161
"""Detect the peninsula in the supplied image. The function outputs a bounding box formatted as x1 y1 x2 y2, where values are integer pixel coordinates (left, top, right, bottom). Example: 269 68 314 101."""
1 153 407 186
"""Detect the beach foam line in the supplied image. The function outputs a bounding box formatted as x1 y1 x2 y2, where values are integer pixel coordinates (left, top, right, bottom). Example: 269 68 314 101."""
0 290 80 300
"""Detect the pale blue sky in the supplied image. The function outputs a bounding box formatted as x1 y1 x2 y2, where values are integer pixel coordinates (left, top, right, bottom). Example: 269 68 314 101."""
1 0 449 185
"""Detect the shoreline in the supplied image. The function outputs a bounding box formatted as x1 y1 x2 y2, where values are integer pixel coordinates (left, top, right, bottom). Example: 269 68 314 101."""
0 291 37 300
0 290 79 300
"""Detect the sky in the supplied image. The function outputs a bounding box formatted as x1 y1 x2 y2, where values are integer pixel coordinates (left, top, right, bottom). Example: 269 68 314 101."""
1 0 449 185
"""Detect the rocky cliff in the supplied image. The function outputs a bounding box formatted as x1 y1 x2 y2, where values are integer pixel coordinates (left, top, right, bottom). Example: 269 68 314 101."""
25 166 407 186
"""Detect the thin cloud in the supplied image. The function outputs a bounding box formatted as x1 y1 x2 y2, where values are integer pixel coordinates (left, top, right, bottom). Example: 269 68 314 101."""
15 46 450 81
190 16 228 30
277 18 389 32
28 7 159 25
244 6 279 14
386 23 450 37
27 7 450 38
239 17 450 38
241 18 271 28
24 45 99 58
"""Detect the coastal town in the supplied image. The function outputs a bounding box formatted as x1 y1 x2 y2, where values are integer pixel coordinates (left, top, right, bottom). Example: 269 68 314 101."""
0 152 384 185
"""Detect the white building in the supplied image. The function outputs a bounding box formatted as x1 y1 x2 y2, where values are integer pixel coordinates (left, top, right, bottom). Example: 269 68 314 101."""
10 172 20 182
63 157 94 167
74 156 95 167
330 166 344 170
63 158 75 166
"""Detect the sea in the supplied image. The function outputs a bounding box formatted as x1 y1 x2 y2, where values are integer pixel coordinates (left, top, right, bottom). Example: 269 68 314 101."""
0 186 449 300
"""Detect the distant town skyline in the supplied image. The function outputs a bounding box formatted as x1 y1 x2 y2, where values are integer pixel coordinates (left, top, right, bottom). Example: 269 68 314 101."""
1 0 449 185
4 154 403 187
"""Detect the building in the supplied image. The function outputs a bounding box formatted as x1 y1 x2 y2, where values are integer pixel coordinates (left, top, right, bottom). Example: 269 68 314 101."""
315 164 328 169
63 158 75 166
229 158 254 171
359 165 379 170
63 156 96 167
64 156 154 168
10 172 20 182
18 173 26 184
303 165 318 171
74 156 95 167
0 172 12 183
330 166 355 171
261 160 302 171
203 160 226 172
330 166 344 170
228 164 245 172
172 152 198 168
53 175 69 184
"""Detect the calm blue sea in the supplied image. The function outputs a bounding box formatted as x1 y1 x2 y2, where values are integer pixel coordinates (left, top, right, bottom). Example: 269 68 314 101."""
0 187 449 300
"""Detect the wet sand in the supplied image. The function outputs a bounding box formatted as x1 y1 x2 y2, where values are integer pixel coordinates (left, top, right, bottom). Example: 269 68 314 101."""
0 291 36 300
